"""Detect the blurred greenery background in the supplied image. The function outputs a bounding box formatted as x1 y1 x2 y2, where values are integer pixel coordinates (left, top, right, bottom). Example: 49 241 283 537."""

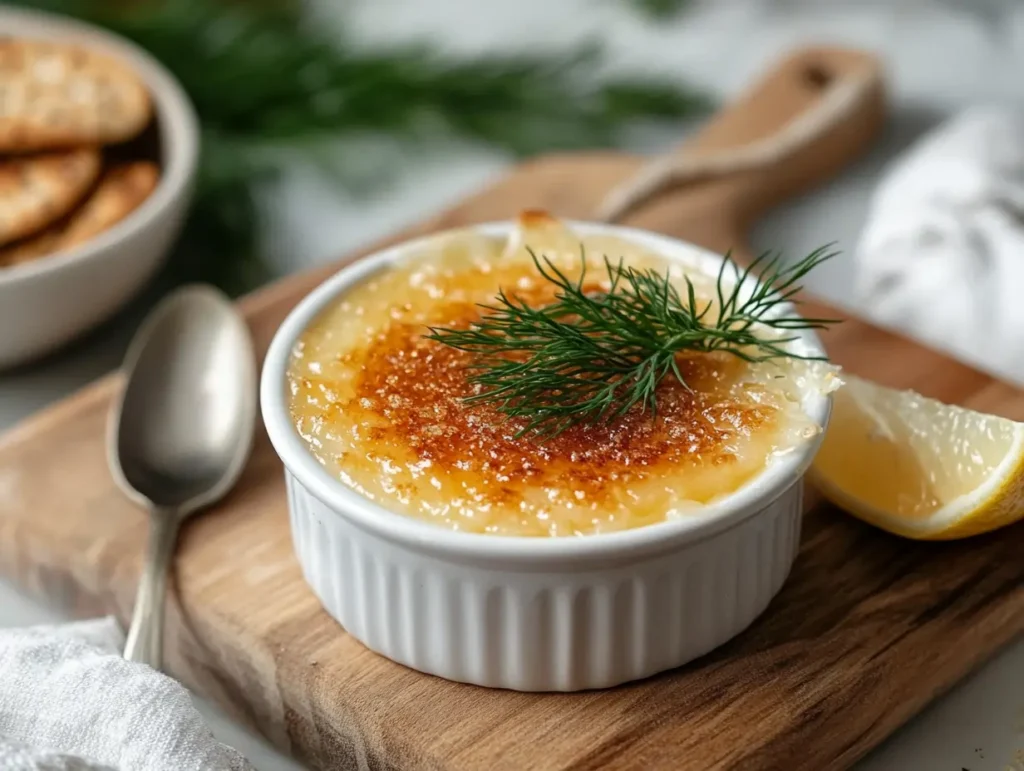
14 0 711 295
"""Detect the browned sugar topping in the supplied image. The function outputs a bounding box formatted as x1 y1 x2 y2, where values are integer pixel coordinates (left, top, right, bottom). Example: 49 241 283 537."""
303 298 778 508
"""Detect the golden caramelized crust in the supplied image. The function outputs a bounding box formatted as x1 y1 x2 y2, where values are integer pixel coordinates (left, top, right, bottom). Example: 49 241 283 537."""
340 322 774 503
287 221 829 537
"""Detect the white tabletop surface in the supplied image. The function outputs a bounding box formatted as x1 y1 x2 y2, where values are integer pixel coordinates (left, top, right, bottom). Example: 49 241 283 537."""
3 1 1023 769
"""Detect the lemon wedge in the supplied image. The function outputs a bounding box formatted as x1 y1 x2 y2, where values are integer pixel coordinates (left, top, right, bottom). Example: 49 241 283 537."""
809 374 1024 539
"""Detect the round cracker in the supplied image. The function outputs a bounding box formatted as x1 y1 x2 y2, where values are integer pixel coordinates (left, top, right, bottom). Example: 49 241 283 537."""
0 161 159 267
0 147 101 246
0 37 152 152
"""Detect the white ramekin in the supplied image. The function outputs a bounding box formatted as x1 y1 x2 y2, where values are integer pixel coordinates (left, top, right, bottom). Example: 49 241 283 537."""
261 221 831 692
0 7 199 369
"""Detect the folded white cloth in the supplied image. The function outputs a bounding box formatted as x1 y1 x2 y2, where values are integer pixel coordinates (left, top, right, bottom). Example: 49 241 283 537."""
0 618 251 771
855 106 1024 382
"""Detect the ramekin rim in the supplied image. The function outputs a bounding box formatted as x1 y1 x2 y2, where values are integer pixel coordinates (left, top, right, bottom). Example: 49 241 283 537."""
260 220 832 562
0 6 200 285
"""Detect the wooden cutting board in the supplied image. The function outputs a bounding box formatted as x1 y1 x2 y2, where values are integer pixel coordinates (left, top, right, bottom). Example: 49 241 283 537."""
1 46 1022 771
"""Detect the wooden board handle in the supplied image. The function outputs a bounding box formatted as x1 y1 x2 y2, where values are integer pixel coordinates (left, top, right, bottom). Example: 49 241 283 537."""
611 46 885 255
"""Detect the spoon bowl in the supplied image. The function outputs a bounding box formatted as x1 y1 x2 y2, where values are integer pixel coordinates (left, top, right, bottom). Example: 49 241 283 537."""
111 287 256 511
108 284 256 667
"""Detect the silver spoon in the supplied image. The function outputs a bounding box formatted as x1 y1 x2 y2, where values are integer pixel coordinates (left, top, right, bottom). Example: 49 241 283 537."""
107 284 256 668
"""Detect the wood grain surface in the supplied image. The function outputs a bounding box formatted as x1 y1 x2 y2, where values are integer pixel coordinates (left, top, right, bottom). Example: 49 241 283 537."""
1 46 1022 771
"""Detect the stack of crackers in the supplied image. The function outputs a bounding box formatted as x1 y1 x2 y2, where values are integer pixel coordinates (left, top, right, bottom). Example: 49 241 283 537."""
0 37 161 269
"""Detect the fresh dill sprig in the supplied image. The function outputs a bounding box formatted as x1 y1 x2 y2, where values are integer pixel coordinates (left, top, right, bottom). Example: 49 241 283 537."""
427 246 839 438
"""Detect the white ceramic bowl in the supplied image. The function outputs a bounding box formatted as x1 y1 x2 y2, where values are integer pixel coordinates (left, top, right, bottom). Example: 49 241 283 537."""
261 222 831 692
0 7 199 369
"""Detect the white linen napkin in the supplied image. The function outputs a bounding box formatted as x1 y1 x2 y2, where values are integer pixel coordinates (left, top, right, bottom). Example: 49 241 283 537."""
855 106 1024 382
0 618 251 771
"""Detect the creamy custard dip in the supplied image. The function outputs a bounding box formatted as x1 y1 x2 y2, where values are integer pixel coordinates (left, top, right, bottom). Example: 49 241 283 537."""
287 215 837 537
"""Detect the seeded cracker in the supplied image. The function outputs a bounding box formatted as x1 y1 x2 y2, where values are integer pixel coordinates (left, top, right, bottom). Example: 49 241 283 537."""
0 148 101 246
0 37 151 152
0 161 159 266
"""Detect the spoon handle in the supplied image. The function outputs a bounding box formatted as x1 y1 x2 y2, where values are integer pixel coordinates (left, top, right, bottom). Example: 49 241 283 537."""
124 509 180 668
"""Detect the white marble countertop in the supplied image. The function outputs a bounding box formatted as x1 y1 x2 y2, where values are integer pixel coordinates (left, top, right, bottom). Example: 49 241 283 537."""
2 1 1023 768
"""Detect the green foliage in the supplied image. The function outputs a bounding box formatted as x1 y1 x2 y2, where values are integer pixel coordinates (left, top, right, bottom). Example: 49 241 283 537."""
14 0 712 293
628 0 692 20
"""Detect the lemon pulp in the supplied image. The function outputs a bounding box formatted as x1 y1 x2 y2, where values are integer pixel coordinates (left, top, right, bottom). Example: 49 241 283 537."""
810 374 1024 539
